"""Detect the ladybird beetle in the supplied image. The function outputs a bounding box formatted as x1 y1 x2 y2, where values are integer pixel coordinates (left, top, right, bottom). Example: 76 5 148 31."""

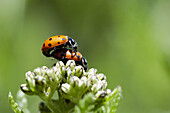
51 49 88 71
41 35 78 57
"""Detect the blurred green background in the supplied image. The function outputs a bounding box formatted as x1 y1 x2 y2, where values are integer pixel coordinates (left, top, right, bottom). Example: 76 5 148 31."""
1 0 170 113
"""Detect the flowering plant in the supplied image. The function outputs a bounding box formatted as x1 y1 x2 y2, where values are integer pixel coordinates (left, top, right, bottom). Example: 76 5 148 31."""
9 60 122 113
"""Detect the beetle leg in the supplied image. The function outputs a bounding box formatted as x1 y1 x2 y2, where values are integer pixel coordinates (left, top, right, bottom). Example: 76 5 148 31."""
60 52 66 59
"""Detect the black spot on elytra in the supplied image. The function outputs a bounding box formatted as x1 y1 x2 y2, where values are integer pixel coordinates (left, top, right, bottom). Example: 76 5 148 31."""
48 43 52 47
58 42 60 44
58 35 60 37
49 38 52 41
43 43 45 47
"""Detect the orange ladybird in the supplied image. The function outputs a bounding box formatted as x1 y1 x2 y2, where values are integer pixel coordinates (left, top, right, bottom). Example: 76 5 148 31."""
52 49 88 71
41 35 78 57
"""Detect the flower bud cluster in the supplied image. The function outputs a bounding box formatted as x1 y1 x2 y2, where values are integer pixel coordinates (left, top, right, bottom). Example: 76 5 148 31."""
20 61 64 97
19 60 122 112
87 68 107 97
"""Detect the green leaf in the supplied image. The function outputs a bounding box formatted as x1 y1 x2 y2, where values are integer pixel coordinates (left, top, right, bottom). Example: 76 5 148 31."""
8 92 24 113
98 86 122 113
75 93 95 113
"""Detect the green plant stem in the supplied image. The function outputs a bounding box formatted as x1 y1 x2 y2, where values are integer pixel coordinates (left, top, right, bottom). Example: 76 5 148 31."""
39 93 60 113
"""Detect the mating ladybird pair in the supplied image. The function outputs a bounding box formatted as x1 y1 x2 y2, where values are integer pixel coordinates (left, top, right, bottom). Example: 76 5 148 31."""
41 35 88 70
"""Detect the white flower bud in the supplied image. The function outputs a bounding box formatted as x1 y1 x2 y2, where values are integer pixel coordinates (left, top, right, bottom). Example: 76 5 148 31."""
81 76 88 84
33 67 41 75
61 66 66 75
91 83 102 93
45 69 54 82
101 80 107 89
66 68 72 80
61 83 71 93
25 72 35 90
106 89 112 94
52 66 59 73
25 71 34 78
95 90 106 98
89 75 98 84
41 66 48 70
96 73 106 80
54 71 62 81
72 66 84 77
66 60 76 70
20 84 29 91
88 68 97 75
69 76 80 87
20 84 34 95
55 61 65 68
35 75 46 85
